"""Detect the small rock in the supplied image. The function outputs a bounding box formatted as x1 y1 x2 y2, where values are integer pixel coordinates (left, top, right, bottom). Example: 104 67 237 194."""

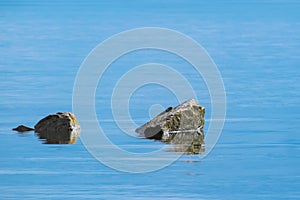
135 99 205 154
34 112 80 144
12 125 34 132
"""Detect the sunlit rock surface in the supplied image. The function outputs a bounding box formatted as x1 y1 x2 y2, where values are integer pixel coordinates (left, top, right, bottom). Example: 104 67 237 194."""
135 99 205 154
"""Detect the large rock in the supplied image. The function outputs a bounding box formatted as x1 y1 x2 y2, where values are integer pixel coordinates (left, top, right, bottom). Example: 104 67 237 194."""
32 112 80 144
135 99 205 154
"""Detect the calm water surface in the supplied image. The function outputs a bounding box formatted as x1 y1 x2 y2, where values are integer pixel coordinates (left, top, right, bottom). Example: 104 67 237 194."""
1 1 300 199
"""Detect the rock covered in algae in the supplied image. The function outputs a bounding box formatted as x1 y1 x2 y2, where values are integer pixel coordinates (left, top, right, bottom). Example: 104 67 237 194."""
135 99 205 154
34 112 80 144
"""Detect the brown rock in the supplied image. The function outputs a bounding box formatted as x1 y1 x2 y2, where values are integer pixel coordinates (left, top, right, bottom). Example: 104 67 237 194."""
135 99 205 154
34 112 80 144
12 125 34 132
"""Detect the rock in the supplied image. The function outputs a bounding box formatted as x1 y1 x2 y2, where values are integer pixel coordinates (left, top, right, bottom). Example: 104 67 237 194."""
12 125 34 132
135 99 205 154
34 112 80 144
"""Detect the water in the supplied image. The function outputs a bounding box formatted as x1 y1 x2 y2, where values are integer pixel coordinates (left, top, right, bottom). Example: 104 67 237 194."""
1 1 300 199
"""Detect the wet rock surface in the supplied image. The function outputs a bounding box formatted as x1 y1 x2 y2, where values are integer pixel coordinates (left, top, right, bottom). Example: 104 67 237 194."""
135 99 205 154
12 112 80 144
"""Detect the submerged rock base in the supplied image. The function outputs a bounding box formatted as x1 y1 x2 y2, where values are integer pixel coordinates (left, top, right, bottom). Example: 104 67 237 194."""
135 99 205 154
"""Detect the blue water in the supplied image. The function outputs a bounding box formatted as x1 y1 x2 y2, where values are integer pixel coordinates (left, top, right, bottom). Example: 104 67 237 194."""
1 1 300 199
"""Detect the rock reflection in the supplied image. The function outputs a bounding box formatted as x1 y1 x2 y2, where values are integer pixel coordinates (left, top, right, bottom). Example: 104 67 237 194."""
167 130 205 154
35 126 80 144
